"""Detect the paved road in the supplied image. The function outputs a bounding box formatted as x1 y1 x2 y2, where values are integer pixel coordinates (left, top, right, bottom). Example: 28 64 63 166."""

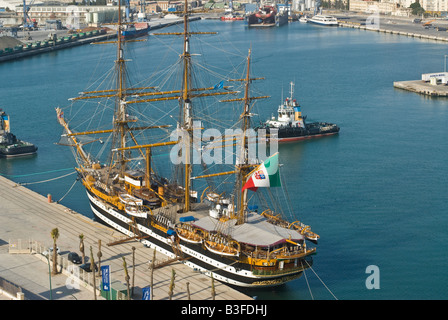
0 175 251 300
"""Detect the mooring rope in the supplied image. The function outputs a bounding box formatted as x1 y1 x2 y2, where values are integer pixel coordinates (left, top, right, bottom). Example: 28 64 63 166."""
56 177 79 203
304 260 338 300
14 171 77 187
0 167 74 178
301 262 314 300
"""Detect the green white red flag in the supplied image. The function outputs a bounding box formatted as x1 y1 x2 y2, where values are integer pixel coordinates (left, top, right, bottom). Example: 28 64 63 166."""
242 152 281 192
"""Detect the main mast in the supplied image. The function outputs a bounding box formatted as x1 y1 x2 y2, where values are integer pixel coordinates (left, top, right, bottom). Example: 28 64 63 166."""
182 0 192 212
237 49 252 224
116 0 128 178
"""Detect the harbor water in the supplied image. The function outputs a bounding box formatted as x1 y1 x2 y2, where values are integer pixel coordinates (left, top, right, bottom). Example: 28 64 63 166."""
1 19 447 300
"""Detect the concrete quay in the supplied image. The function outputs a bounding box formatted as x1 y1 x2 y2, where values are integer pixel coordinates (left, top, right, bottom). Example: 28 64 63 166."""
0 175 251 300
336 13 448 42
393 80 448 96
0 15 201 63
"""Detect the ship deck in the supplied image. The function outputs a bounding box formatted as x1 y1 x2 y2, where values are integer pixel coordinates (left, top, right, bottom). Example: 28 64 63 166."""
169 202 305 248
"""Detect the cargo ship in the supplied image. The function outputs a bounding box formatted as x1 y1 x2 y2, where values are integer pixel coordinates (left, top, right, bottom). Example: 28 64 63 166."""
259 82 340 142
121 22 150 39
246 3 288 27
0 110 37 157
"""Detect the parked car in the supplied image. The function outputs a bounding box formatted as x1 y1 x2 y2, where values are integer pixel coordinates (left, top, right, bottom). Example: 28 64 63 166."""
68 252 82 264
79 262 98 273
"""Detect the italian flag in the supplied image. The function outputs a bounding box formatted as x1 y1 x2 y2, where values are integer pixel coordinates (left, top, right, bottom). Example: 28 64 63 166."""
242 152 281 192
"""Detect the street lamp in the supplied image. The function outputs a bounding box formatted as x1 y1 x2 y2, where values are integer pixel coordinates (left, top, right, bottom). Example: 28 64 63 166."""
45 255 53 300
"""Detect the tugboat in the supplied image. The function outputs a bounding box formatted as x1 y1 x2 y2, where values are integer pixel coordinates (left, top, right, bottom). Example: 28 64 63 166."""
0 110 37 157
259 82 340 143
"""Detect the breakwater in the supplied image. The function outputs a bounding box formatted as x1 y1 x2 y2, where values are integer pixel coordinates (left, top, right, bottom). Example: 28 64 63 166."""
337 14 448 42
0 16 201 63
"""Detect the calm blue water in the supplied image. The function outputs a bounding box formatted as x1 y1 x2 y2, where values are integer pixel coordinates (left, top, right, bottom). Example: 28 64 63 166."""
1 20 448 300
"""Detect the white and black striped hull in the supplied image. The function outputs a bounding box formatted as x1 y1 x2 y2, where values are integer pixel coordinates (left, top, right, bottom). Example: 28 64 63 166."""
86 189 309 287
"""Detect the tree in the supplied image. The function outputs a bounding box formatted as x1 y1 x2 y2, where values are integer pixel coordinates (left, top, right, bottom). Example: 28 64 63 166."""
168 268 176 300
50 228 59 275
97 239 102 278
410 2 425 16
211 273 216 300
122 257 131 300
149 249 156 300
131 246 136 297
79 234 85 264
90 246 97 300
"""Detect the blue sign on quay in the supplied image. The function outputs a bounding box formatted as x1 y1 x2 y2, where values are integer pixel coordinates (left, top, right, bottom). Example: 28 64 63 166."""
101 265 110 291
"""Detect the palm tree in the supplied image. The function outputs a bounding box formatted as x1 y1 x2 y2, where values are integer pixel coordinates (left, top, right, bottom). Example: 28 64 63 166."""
122 257 131 300
79 234 85 264
168 268 176 300
186 282 190 300
131 246 136 297
97 239 102 278
211 273 216 300
149 249 156 300
90 246 97 300
50 228 59 275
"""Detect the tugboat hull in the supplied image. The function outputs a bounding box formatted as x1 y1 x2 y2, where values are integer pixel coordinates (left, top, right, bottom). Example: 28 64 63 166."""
264 122 340 143
0 144 38 157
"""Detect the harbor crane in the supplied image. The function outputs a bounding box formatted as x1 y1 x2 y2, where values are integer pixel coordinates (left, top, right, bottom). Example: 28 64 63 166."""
22 0 37 30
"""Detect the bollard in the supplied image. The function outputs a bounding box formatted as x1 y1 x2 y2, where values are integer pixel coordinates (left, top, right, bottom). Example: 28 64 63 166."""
47 194 52 203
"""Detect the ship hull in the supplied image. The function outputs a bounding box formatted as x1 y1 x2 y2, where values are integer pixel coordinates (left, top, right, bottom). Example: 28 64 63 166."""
277 131 338 142
262 122 340 143
246 12 288 28
121 28 149 39
86 189 310 287
121 24 150 39
0 144 37 158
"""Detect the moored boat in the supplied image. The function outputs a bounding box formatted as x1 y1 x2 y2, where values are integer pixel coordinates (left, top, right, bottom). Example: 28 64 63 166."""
56 0 318 288
309 14 339 26
246 3 288 28
257 81 340 143
122 22 150 39
0 110 37 158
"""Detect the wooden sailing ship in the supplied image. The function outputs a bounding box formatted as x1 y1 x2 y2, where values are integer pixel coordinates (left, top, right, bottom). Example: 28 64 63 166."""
56 0 318 287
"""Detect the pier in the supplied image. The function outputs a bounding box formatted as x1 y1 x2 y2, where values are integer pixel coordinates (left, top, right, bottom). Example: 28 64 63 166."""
0 16 201 63
336 13 448 43
393 80 448 96
0 175 251 300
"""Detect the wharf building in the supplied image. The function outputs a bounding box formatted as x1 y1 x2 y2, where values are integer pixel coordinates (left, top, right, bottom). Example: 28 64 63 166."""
349 0 448 16
1 1 205 28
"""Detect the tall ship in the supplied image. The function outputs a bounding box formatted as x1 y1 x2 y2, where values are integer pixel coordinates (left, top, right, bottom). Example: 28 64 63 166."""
259 82 340 143
0 110 37 158
246 2 288 28
56 0 318 287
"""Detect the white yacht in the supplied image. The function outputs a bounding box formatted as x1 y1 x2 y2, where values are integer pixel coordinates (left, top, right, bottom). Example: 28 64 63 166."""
309 15 338 26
